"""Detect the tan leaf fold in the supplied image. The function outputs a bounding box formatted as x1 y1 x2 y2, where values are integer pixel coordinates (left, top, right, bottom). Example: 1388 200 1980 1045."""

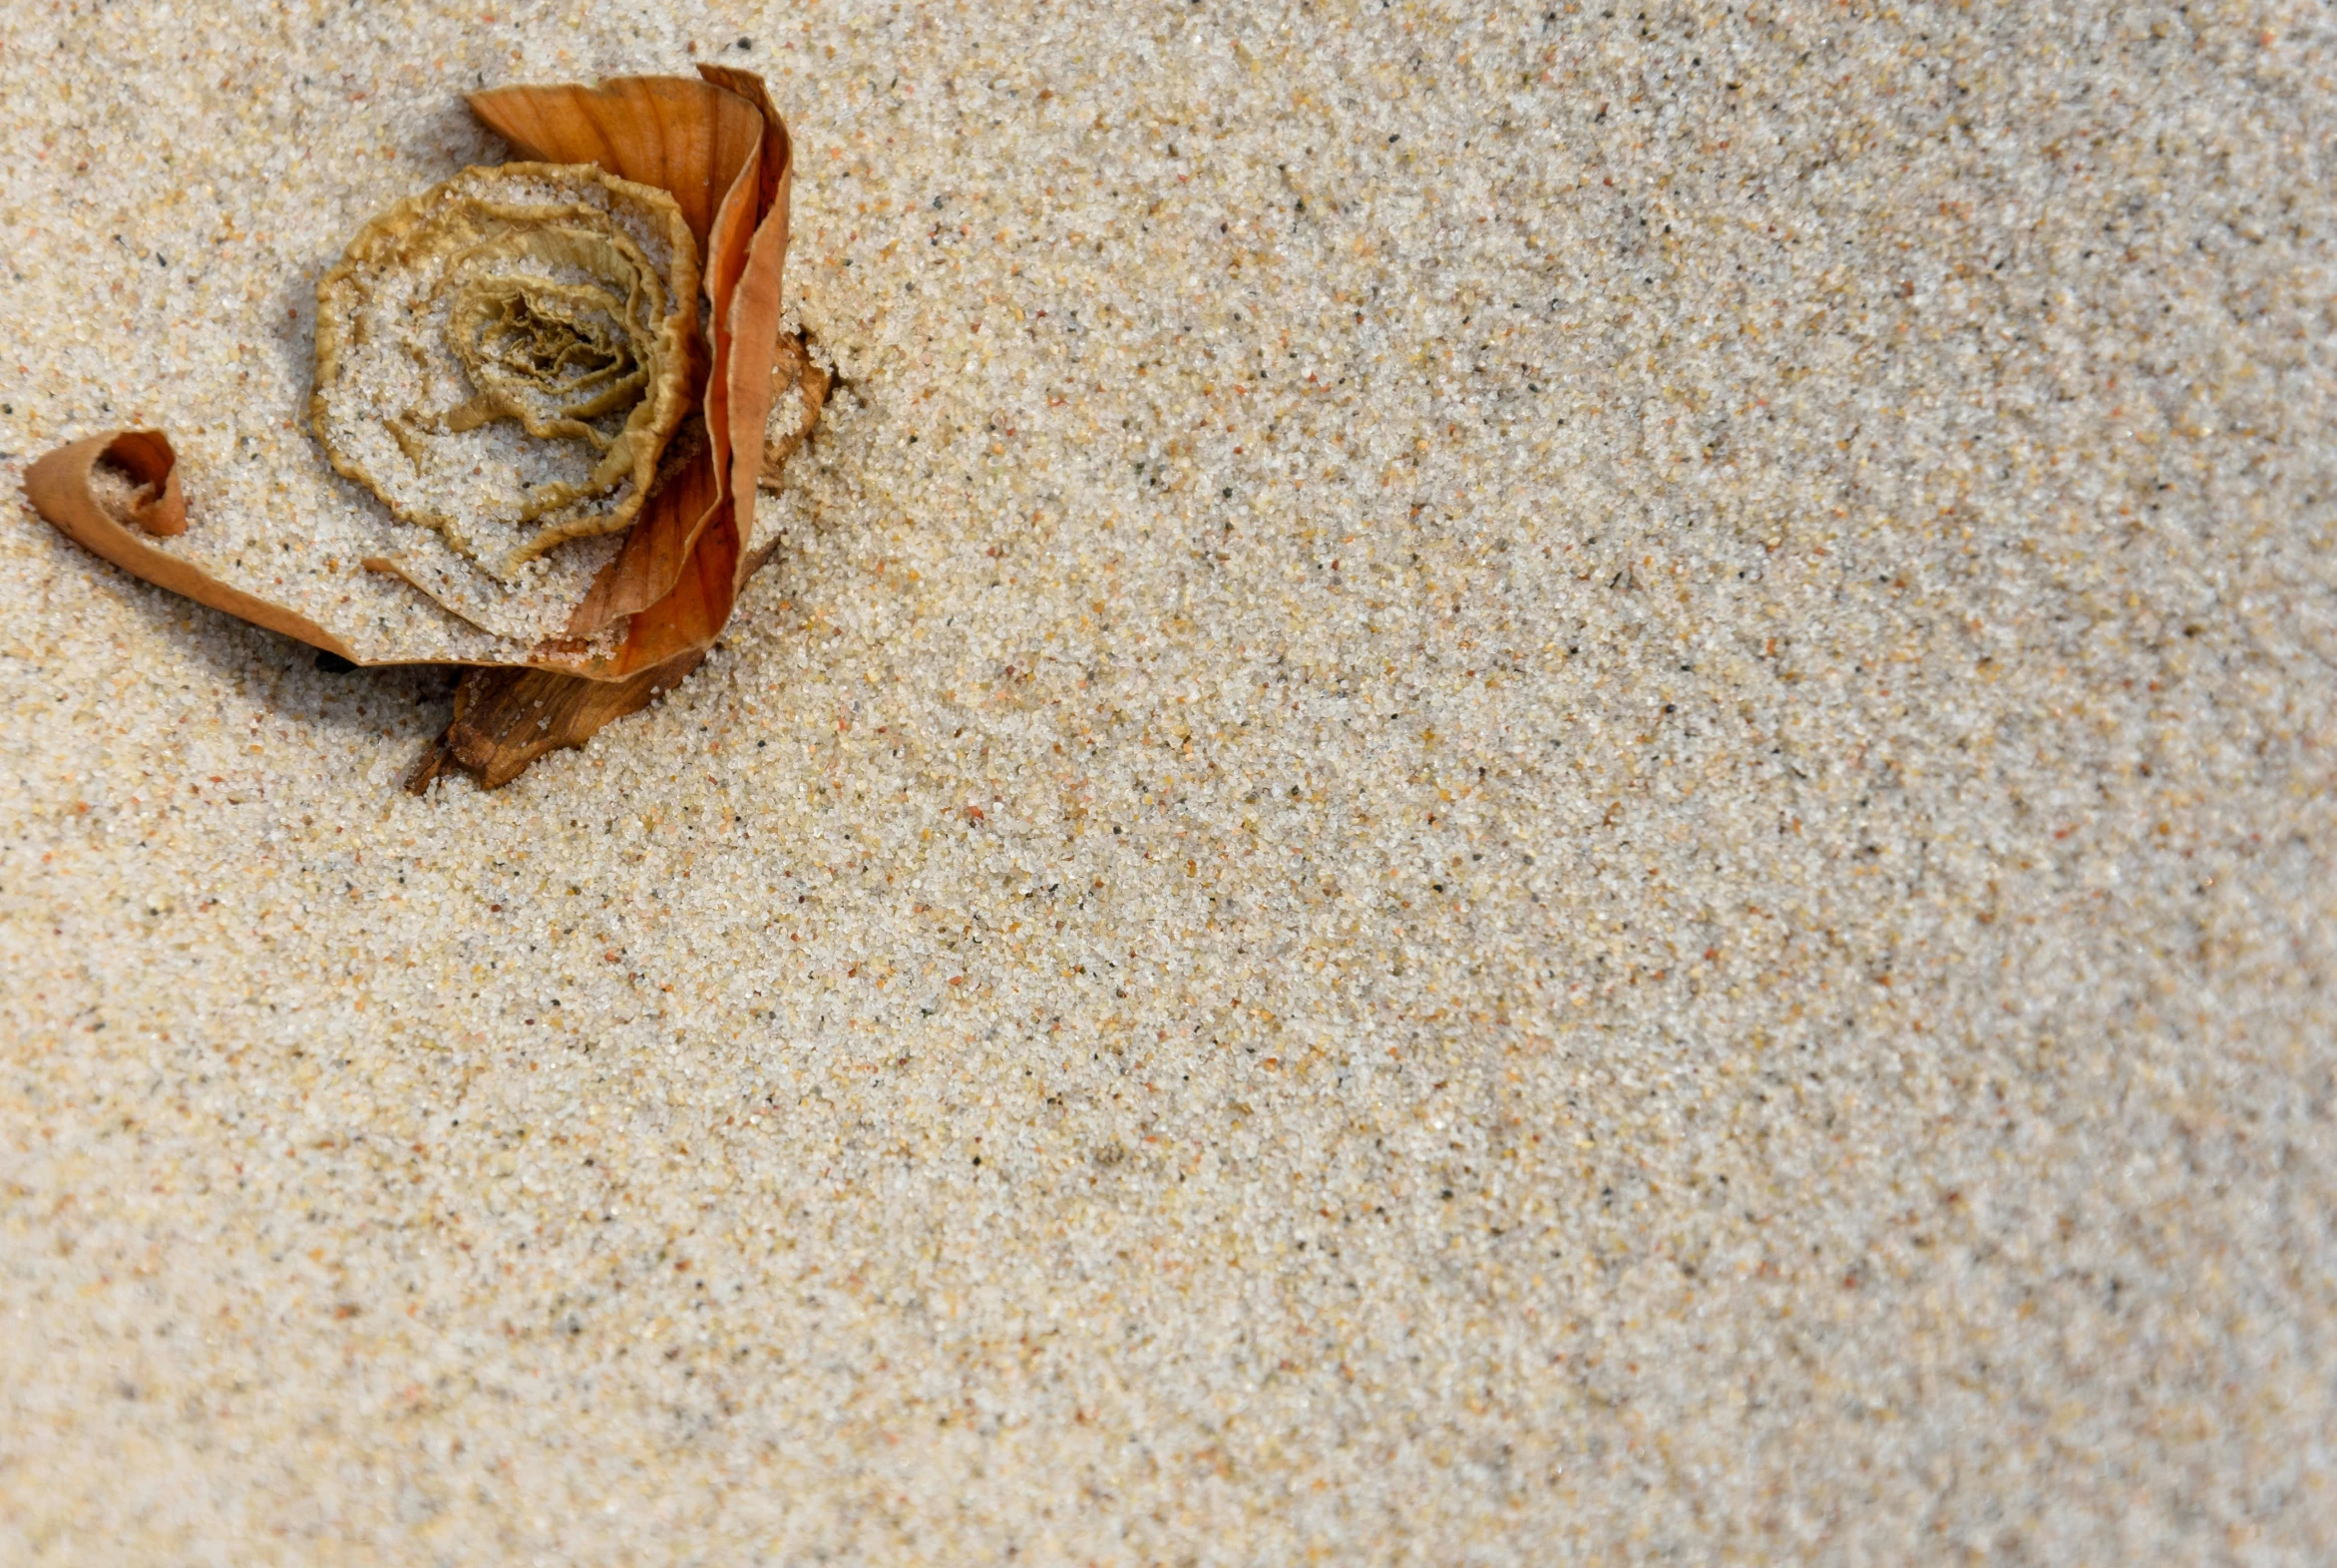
21 70 815 789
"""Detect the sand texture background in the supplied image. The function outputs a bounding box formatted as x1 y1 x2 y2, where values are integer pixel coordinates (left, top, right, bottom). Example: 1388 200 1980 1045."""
3 1 2334 1562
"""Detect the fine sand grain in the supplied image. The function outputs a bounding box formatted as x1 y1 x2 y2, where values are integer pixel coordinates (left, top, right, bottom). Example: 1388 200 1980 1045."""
4 3 2334 1562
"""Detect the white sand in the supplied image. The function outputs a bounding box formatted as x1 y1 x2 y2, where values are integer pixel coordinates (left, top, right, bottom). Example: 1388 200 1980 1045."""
4 2 2334 1561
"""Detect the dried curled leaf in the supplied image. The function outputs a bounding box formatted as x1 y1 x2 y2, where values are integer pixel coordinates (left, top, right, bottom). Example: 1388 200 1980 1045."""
311 162 701 581
22 68 807 790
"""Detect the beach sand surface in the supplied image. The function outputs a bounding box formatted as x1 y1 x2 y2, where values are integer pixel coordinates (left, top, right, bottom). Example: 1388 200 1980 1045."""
3 2 2333 1561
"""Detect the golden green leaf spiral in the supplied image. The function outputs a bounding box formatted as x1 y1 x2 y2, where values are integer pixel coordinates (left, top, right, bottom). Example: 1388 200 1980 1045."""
310 163 700 582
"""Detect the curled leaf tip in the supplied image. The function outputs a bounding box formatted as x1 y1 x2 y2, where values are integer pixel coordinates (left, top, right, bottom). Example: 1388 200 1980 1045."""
83 430 188 537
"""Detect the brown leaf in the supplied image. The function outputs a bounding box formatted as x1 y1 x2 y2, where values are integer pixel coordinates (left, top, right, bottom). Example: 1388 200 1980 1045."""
409 649 704 793
24 430 359 661
695 66 795 590
562 416 713 636
610 495 742 674
482 67 794 625
465 76 765 251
